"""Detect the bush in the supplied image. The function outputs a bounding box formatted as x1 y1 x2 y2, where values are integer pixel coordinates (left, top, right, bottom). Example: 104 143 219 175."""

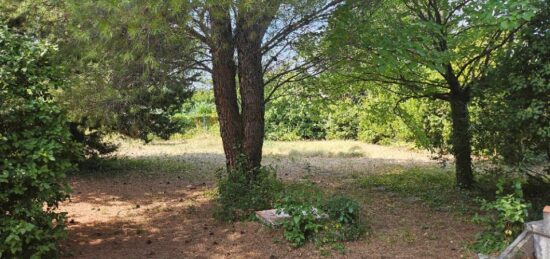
0 25 79 257
472 179 531 254
216 158 283 221
322 196 360 225
319 196 365 242
276 191 365 248
324 101 360 140
277 200 324 247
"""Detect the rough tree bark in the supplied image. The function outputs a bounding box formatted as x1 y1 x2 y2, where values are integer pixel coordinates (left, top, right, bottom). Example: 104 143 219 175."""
236 11 273 171
209 5 243 168
208 3 275 171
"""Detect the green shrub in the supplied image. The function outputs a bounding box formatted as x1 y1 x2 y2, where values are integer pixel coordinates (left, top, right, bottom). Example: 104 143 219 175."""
265 97 327 141
0 25 79 257
472 3 550 167
276 191 365 248
324 101 360 140
472 179 531 254
322 196 360 225
319 196 365 243
276 199 324 247
216 158 283 221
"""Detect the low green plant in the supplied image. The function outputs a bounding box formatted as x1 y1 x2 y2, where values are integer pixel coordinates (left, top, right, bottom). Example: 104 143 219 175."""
277 201 324 247
322 196 360 225
471 179 531 254
275 192 365 248
320 196 365 242
216 157 283 221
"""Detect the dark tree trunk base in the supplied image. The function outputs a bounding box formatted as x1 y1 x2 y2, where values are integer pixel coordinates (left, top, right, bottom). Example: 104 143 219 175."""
450 92 474 189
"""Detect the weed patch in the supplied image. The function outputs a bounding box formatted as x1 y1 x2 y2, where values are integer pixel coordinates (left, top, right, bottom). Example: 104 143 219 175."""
274 185 367 251
215 160 283 221
358 167 475 212
471 179 531 254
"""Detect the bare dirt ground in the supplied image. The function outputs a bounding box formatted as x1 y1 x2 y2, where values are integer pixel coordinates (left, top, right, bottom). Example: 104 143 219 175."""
60 136 478 258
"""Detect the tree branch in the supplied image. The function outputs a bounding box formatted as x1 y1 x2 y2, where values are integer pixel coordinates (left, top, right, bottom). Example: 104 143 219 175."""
261 0 343 54
456 25 522 79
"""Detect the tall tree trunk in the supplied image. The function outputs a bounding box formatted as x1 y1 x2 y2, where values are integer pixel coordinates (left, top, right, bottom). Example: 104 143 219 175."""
236 25 266 171
208 3 278 171
449 89 474 188
209 5 243 168
445 63 474 188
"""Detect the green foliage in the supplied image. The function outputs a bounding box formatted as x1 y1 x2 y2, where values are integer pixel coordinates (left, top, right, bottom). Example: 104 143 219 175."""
420 102 452 156
0 0 64 40
275 188 365 248
172 91 219 137
326 0 537 89
359 167 474 211
322 196 360 225
0 25 78 258
356 92 409 144
473 2 550 167
472 179 531 254
265 88 327 140
474 166 550 221
319 196 365 242
264 82 447 148
2 0 198 143
57 1 198 141
324 100 360 140
216 158 283 221
69 119 117 158
321 0 539 187
276 196 325 247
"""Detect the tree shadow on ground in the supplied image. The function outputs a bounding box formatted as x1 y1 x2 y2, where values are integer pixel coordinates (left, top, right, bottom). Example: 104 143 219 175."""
60 179 310 259
61 146 476 258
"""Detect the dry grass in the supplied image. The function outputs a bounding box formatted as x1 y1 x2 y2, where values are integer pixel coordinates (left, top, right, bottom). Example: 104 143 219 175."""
113 134 437 181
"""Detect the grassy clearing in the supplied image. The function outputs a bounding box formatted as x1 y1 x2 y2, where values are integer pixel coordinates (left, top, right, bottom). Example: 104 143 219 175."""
357 167 477 214
263 139 425 159
115 134 432 161
78 157 188 174
79 136 470 212
65 136 550 257
79 136 480 216
106 134 437 183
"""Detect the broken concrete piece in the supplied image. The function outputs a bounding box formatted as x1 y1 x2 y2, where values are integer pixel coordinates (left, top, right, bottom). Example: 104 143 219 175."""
256 209 290 226
255 208 328 227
